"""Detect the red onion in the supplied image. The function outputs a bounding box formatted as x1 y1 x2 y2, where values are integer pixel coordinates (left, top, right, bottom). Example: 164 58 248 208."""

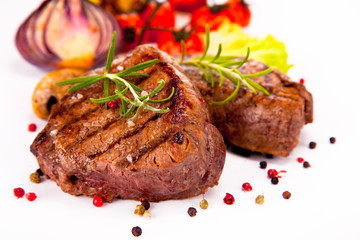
15 0 121 69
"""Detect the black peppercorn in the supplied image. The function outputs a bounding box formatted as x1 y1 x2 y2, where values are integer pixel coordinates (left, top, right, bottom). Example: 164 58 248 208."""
141 200 150 210
132 226 142 237
259 161 267 169
271 177 279 185
330 137 336 144
309 141 317 149
303 161 311 168
187 207 197 217
36 168 44 176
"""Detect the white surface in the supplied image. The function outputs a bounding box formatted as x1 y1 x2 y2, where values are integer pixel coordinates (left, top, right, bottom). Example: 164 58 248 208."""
1 0 360 239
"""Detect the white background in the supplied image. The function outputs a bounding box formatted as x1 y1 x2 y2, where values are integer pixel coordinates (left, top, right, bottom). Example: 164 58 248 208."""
1 0 360 239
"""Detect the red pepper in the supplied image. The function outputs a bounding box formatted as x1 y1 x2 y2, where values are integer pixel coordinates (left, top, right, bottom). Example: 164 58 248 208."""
190 0 251 32
169 0 206 13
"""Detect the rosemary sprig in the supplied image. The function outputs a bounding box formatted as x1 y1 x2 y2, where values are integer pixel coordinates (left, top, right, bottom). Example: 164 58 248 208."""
179 26 271 105
57 31 174 120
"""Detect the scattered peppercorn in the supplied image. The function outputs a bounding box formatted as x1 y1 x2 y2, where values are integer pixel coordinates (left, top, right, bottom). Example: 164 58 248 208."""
330 137 336 144
303 161 311 168
13 187 25 198
187 207 197 217
143 210 151 219
282 191 292 199
297 157 304 163
271 177 279 185
259 161 267 169
36 168 44 176
200 199 208 209
299 78 305 84
107 100 118 109
134 204 145 215
28 123 37 132
141 200 150 210
255 195 264 205
93 195 103 207
25 192 37 201
242 182 253 191
132 226 142 237
30 172 40 183
267 169 286 178
223 193 235 205
309 141 317 149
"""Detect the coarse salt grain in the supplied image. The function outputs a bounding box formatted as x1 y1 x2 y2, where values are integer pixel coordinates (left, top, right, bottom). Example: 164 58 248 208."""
50 129 58 137
141 90 148 97
127 121 135 127
126 155 133 163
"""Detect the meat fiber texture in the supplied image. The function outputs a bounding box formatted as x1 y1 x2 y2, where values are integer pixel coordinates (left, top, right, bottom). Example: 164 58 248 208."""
182 61 313 157
31 45 226 202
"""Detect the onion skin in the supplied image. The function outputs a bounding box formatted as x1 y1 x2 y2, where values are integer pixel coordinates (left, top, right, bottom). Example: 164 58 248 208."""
15 0 121 69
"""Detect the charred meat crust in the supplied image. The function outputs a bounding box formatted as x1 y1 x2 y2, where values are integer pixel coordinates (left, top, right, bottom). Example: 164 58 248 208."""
30 45 226 202
181 60 313 157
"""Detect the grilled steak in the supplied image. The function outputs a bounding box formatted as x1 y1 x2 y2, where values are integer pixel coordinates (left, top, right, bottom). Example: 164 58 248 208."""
182 61 313 156
30 45 226 202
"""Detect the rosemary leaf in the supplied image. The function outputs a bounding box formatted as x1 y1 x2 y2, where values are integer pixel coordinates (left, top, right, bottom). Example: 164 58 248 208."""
242 68 272 78
210 44 222 63
199 25 210 61
56 75 101 86
68 76 103 92
143 104 170 113
204 64 215 88
124 72 150 77
105 32 117 74
104 78 110 109
90 94 119 103
211 78 241 105
246 79 270 96
115 59 159 77
139 80 165 100
147 87 175 103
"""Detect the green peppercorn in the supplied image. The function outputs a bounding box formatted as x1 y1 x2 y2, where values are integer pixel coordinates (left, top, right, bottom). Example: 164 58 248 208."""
30 172 40 183
200 199 208 209
134 204 145 215
143 210 151 220
255 195 264 205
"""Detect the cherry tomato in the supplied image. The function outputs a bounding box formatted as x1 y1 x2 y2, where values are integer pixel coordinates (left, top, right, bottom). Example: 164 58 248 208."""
116 12 142 52
139 1 175 43
190 0 251 32
169 0 206 13
157 31 204 56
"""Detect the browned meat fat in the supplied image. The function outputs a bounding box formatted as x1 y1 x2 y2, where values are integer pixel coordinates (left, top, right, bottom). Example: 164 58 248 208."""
30 45 226 202
182 61 313 157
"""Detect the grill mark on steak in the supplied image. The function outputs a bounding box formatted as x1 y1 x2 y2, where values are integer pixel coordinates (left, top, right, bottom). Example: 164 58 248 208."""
31 45 226 202
86 113 168 163
180 59 313 156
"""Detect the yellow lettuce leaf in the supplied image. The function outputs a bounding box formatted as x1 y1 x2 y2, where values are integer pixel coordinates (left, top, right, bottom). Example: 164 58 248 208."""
208 19 293 74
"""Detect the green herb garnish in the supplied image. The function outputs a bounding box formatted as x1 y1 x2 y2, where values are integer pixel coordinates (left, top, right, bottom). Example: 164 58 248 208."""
57 31 174 120
179 25 271 105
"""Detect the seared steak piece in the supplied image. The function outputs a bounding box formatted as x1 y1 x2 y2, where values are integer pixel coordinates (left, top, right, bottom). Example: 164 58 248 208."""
182 61 313 156
30 45 226 202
